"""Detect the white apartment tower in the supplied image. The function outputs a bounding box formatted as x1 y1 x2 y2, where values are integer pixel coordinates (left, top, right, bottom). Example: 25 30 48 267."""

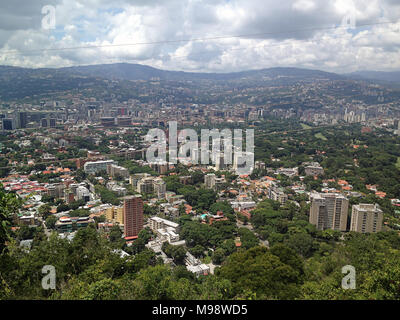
309 193 349 231
350 204 383 233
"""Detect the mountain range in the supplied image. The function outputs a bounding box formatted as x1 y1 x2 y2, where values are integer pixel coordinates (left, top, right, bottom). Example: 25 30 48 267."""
0 63 399 100
0 63 343 81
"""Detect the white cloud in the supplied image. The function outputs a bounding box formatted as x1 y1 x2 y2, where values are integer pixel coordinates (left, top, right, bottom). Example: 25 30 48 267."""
293 0 316 12
0 0 399 73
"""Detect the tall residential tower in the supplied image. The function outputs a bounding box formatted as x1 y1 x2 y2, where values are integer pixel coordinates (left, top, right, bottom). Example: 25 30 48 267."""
123 195 144 240
350 204 383 233
309 193 349 231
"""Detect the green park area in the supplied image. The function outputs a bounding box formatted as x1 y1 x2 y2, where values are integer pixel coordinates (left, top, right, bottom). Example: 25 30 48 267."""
314 132 328 140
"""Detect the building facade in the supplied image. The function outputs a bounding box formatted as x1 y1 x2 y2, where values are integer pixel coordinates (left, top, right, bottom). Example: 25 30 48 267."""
123 195 144 239
309 193 349 231
350 203 383 233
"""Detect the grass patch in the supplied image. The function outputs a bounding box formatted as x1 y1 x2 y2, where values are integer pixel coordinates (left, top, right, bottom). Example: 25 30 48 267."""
396 157 400 170
301 123 312 130
315 133 328 141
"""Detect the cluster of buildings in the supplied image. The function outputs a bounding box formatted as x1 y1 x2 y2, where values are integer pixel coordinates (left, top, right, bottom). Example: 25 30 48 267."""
2 94 398 276
145 216 211 276
309 192 383 233
204 173 226 190
129 173 167 199
0 110 58 131
94 195 146 241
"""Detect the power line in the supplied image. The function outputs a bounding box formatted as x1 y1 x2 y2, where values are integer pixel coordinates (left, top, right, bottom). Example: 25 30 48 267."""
27 24 396 73
92 28 385 67
0 20 397 56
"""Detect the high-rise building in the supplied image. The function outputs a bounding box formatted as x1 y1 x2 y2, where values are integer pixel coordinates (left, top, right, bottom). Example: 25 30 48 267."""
41 118 48 128
215 153 227 171
309 193 349 231
204 173 216 189
114 206 124 225
395 119 400 130
153 178 166 199
18 112 28 129
129 173 151 188
123 195 143 239
233 151 254 175
49 118 57 128
269 187 288 204
64 190 75 204
104 206 124 225
2 118 14 131
46 183 65 199
76 186 90 202
350 204 383 233
136 177 155 194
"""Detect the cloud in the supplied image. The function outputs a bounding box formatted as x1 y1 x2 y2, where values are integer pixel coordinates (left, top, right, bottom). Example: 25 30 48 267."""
0 0 399 73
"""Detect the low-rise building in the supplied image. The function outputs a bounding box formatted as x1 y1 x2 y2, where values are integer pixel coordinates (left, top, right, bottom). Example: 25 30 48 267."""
84 160 116 175
107 164 129 179
304 162 324 176
55 216 94 233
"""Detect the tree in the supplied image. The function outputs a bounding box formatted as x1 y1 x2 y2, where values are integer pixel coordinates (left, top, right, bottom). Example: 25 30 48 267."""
75 169 86 183
189 244 205 258
220 239 236 256
162 242 187 265
16 225 35 241
38 204 52 218
238 228 259 250
217 246 303 299
84 278 122 300
57 203 70 213
177 186 217 211
143 203 157 216
109 225 123 244
125 249 158 273
163 176 184 193
45 215 58 229
191 170 205 185
130 264 173 299
196 276 233 300
269 244 304 278
285 232 316 258
0 185 22 253
209 201 234 216
129 228 153 254
212 248 226 264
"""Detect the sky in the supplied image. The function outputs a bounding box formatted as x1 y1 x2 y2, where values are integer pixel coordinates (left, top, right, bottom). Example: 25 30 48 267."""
0 0 399 73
